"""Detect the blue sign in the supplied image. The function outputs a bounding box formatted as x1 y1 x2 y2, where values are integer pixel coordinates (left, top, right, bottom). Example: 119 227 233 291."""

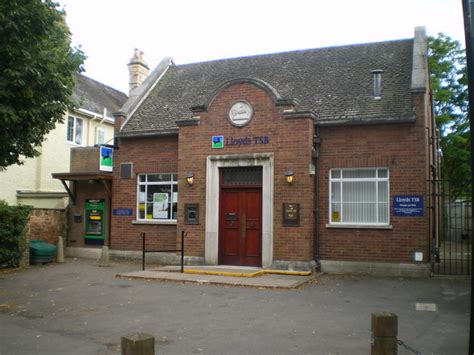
211 135 224 149
113 208 133 216
393 195 424 217
99 146 113 172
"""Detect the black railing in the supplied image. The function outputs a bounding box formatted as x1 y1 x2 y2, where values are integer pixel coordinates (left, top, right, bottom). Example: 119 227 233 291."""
142 231 186 272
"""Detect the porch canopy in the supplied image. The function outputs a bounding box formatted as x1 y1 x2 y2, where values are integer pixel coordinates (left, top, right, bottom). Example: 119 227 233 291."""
52 172 112 203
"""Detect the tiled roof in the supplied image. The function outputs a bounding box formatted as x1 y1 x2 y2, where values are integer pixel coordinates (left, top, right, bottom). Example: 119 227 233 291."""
121 38 416 136
72 74 128 117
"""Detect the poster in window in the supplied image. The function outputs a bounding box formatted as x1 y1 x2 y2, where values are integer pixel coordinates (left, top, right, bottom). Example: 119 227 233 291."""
153 193 169 219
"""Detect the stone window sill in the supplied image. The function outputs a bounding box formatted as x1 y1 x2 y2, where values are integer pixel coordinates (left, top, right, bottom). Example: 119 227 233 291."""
326 224 392 230
132 220 177 225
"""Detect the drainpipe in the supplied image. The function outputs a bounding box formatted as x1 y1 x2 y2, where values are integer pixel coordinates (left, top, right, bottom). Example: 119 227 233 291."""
313 125 321 271
107 192 112 248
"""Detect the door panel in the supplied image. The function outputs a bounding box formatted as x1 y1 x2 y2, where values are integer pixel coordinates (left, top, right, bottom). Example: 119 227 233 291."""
219 189 262 266
243 191 261 260
220 191 240 263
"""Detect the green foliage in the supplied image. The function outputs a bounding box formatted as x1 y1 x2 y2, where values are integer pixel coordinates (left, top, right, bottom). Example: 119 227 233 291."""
428 33 471 199
0 0 85 169
0 201 33 268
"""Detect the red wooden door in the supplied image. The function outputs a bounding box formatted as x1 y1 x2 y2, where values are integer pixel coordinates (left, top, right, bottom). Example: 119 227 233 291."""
219 189 262 267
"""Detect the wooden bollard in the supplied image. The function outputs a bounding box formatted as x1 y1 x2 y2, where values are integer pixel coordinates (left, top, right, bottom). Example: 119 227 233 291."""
371 312 398 355
121 333 155 355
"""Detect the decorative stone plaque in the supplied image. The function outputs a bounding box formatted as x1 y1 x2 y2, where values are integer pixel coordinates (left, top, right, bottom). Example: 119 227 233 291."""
228 101 253 127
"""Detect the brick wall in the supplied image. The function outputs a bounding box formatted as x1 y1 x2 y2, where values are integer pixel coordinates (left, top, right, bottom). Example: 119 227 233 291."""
27 208 67 245
316 92 431 263
70 146 100 173
177 82 315 261
110 136 179 251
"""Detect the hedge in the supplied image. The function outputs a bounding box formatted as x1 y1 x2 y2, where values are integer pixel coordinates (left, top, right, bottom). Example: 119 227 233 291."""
0 200 32 268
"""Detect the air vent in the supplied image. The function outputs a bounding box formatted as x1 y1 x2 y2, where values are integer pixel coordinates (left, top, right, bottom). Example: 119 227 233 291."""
120 163 133 179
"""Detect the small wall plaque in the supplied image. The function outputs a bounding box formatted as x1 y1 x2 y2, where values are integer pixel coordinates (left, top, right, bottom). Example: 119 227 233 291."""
113 208 133 216
184 203 199 225
283 203 300 226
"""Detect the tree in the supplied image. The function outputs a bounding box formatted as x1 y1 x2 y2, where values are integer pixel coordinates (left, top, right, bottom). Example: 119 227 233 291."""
428 33 470 199
0 0 85 169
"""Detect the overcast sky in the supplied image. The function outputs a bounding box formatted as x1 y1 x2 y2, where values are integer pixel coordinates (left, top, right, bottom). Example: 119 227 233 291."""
60 0 465 94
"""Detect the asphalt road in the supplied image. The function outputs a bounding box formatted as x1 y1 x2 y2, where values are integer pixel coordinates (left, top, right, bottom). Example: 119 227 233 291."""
0 258 470 354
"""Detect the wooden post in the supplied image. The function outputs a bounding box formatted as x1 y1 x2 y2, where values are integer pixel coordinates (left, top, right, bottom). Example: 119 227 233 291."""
371 312 397 355
121 333 155 355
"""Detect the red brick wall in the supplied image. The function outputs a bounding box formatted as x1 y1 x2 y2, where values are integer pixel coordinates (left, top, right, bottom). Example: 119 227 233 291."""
177 82 315 261
70 147 100 173
316 92 431 263
27 209 66 245
110 136 179 251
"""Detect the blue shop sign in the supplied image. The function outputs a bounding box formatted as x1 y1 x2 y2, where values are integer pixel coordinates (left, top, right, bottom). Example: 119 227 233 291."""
113 208 133 216
393 195 424 217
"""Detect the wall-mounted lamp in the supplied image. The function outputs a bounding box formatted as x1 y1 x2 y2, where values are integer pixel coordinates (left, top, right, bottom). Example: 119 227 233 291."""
284 170 294 184
185 171 194 186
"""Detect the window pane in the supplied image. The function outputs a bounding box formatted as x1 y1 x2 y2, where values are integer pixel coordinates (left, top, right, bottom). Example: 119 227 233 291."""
139 175 146 182
343 181 375 202
222 167 262 185
331 203 341 222
343 202 376 223
378 181 388 202
147 185 171 219
75 118 83 145
148 174 172 182
378 169 388 178
97 128 105 144
331 181 340 201
67 116 74 142
342 169 376 179
331 169 341 179
172 184 178 220
378 203 389 223
138 185 146 202
138 203 145 219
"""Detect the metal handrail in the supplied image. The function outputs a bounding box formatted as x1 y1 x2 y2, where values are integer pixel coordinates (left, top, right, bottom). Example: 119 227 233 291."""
142 230 186 272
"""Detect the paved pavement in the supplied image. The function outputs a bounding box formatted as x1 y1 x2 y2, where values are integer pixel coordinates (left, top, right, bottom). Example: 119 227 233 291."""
0 258 470 355
119 266 313 289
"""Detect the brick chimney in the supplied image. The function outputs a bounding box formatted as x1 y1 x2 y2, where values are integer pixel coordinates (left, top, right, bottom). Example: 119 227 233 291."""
128 48 149 95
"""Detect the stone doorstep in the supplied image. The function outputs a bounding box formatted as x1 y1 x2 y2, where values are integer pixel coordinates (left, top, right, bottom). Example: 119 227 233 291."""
116 268 316 289
154 265 312 278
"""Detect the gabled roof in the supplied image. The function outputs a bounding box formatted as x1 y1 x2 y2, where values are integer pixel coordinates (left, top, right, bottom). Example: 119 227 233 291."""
72 74 128 118
120 31 426 137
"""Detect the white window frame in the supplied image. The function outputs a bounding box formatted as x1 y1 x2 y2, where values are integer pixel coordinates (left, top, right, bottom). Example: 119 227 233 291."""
66 115 84 145
136 173 178 222
96 127 105 145
329 168 389 226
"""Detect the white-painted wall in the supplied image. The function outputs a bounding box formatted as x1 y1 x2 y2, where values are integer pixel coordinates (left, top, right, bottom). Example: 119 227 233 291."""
0 111 115 208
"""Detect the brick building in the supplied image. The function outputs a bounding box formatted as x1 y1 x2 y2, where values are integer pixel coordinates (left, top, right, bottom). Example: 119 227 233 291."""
67 27 436 275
